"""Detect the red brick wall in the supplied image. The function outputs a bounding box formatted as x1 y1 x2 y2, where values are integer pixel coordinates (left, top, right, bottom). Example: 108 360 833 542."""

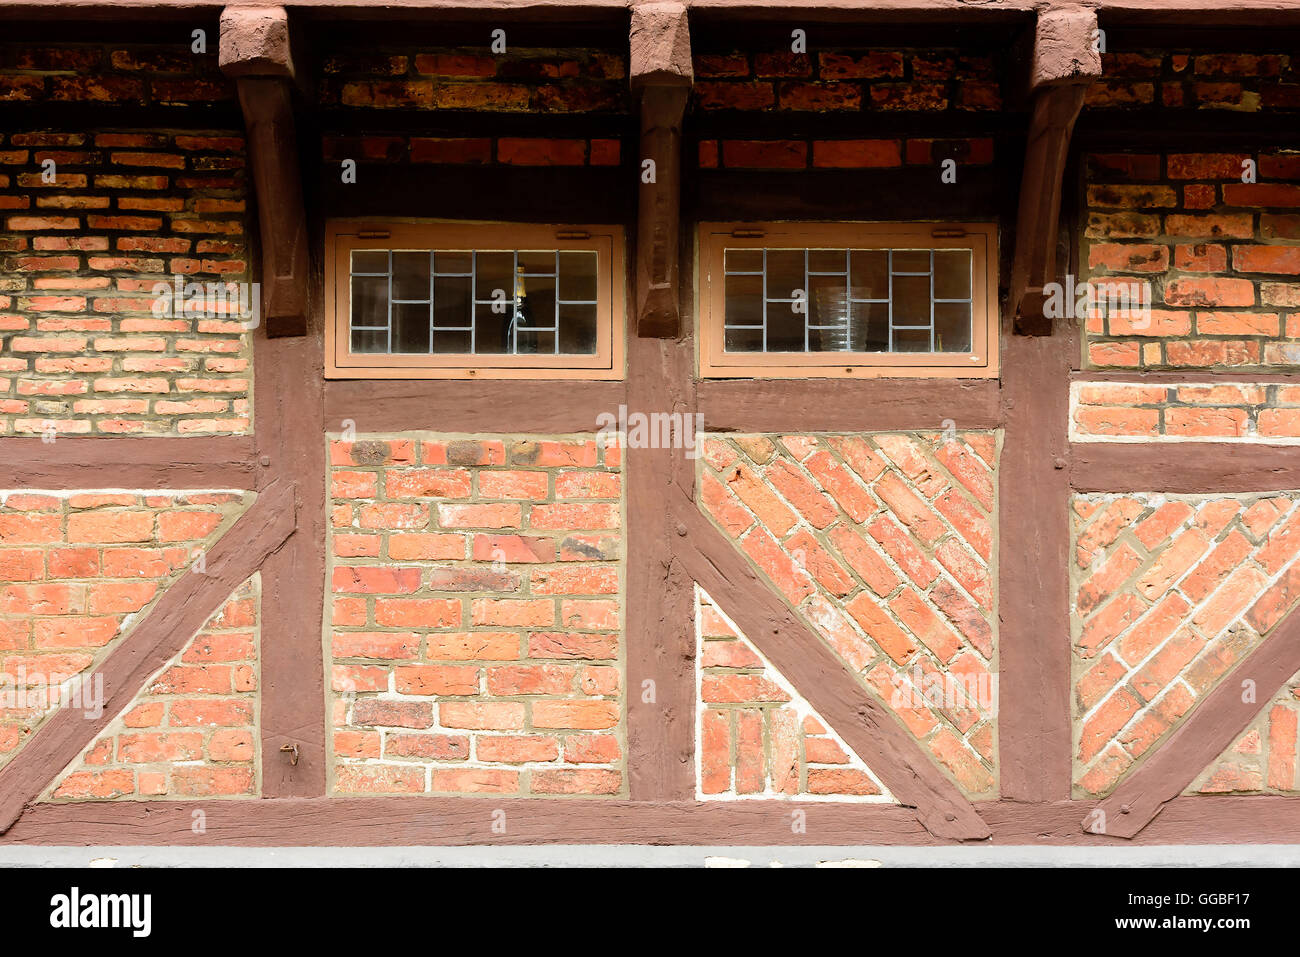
42 575 260 801
0 41 233 108
0 490 251 769
696 135 993 172
1071 382 1300 442
691 49 1001 113
697 589 893 800
0 129 251 435
698 431 998 799
1088 51 1300 112
322 134 621 170
1192 670 1299 794
1072 491 1300 797
1084 149 1300 371
318 48 627 113
328 434 625 797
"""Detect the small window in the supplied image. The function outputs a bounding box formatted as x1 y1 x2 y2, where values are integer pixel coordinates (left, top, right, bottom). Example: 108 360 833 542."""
326 221 624 379
698 222 998 378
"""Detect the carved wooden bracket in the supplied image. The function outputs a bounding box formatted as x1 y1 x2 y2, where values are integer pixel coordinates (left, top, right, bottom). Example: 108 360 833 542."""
631 2 693 338
1009 6 1101 336
220 6 310 338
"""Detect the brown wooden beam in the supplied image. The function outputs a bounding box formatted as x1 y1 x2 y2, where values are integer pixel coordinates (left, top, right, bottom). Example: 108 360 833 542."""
1071 443 1300 494
253 333 326 797
631 2 692 338
13 794 1300 846
625 335 697 799
1087 602 1300 838
0 481 296 833
220 7 310 337
674 501 990 841
323 380 625 434
1009 6 1100 336
998 332 1074 801
0 436 258 489
700 379 1002 433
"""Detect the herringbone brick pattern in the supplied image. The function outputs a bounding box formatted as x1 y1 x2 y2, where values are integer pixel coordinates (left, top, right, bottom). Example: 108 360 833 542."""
0 489 250 770
696 588 892 801
698 431 998 798
42 576 260 801
1072 491 1300 796
1190 669 1300 794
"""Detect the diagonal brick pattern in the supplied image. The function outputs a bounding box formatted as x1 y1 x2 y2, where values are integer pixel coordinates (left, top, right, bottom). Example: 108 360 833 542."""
698 431 998 799
41 576 260 801
696 588 893 801
1189 668 1300 795
1072 491 1300 797
0 489 251 770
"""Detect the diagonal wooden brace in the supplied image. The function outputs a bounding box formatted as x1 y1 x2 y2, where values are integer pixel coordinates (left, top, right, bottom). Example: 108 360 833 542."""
1084 602 1300 838
0 482 297 833
674 500 990 842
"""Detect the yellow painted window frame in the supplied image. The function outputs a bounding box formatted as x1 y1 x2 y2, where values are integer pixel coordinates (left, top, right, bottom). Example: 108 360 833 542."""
697 221 999 379
325 220 625 380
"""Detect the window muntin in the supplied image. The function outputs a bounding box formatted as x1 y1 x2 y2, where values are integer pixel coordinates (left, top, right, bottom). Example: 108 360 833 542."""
722 248 973 355
700 222 997 379
326 222 623 379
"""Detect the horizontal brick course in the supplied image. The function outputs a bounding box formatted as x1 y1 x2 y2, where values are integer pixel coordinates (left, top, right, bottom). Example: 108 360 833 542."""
690 49 1001 113
0 42 234 107
697 136 994 171
319 46 627 113
1071 380 1300 443
1087 50 1300 113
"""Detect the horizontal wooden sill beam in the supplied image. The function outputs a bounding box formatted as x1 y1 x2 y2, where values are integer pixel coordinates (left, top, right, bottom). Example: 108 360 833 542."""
7 794 1300 846
1071 442 1300 493
0 436 259 489
323 379 626 434
700 378 1002 434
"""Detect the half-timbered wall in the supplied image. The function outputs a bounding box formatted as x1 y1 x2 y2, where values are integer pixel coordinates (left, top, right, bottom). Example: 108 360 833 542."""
1 3 1300 848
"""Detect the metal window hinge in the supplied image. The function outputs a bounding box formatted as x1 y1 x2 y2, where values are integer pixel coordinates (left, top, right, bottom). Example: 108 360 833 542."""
556 230 590 240
357 230 390 239
731 228 765 238
932 228 967 238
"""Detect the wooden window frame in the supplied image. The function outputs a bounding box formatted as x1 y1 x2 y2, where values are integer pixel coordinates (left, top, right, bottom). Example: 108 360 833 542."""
697 221 999 379
325 220 626 380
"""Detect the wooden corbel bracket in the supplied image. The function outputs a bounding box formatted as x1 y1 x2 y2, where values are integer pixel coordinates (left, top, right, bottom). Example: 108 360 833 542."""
219 6 310 338
1009 6 1101 336
630 2 693 339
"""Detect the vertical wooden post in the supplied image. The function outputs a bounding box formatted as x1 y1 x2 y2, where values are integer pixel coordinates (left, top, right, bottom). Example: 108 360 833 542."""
625 2 698 799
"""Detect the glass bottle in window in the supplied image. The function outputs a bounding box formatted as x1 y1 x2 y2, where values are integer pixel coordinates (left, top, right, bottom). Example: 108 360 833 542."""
509 264 538 354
